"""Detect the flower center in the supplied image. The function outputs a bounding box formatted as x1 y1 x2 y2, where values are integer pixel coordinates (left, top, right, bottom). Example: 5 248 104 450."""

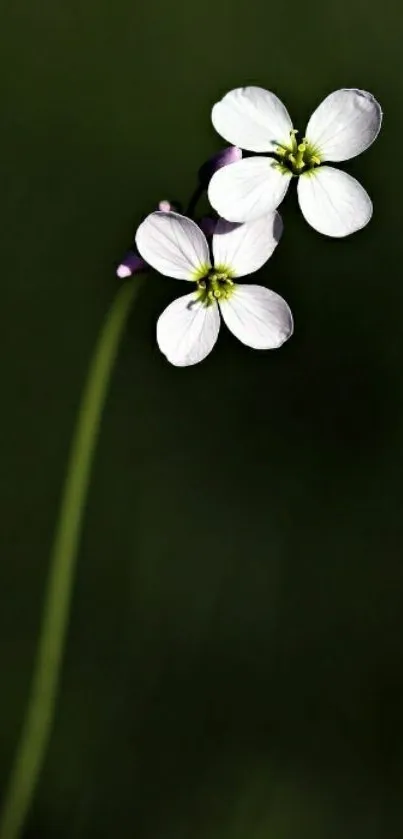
274 130 322 176
196 268 235 306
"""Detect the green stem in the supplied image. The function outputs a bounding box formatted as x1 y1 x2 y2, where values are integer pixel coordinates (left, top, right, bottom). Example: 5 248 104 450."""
0 278 142 839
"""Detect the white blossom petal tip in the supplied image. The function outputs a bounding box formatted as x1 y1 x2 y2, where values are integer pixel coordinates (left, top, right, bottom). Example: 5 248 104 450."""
156 292 220 366
208 156 291 222
297 166 373 237
212 212 283 278
219 285 293 350
306 88 382 162
135 211 211 280
212 86 293 152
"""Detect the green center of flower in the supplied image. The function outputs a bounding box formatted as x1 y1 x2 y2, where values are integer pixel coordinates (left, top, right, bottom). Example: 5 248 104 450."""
196 268 235 306
274 129 322 176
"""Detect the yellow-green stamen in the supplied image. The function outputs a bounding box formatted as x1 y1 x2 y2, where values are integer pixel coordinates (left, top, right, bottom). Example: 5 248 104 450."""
275 129 322 176
196 267 235 306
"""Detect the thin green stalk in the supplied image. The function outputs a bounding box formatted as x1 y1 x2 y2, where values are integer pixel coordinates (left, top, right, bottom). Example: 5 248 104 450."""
0 278 142 839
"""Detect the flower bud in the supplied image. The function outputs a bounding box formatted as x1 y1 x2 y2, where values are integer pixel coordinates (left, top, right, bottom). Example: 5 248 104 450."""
157 199 183 213
198 216 217 237
198 146 242 186
116 250 147 278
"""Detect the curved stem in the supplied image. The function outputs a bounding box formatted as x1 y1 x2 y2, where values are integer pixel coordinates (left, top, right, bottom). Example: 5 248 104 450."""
0 278 143 839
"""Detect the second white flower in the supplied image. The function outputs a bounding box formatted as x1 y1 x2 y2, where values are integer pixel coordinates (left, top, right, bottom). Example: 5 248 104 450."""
135 211 293 366
208 87 382 237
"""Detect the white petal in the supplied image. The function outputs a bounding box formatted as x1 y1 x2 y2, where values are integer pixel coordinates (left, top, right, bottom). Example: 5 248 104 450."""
135 211 211 280
305 89 382 162
219 285 293 350
212 212 283 278
212 86 293 152
156 292 220 366
297 166 372 237
208 157 291 222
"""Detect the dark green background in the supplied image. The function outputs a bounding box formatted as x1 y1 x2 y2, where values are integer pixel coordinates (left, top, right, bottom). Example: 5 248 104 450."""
1 0 402 836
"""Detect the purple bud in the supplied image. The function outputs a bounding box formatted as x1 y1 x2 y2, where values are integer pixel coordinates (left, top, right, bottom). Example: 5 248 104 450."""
157 199 182 213
198 216 217 238
116 250 148 278
198 146 242 186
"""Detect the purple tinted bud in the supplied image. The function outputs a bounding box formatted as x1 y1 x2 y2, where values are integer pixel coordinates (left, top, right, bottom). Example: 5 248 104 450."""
198 146 242 186
157 199 182 213
116 250 147 278
211 145 242 171
198 216 217 238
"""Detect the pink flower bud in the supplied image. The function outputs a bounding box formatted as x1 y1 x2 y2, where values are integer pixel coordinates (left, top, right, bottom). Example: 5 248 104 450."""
116 250 147 278
157 199 182 213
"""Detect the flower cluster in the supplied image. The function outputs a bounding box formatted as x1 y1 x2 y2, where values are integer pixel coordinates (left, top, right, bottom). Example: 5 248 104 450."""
118 87 382 367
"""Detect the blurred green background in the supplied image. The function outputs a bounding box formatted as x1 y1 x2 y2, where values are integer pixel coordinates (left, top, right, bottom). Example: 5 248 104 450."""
1 0 403 836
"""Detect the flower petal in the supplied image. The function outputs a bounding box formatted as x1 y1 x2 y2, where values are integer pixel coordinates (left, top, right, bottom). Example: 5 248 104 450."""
135 211 211 280
212 87 293 152
219 284 293 350
212 212 283 278
305 89 382 162
208 157 291 222
156 292 220 366
297 166 372 237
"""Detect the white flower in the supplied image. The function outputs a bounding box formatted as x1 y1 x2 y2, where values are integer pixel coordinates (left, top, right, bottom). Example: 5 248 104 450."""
135 210 293 367
208 87 382 237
